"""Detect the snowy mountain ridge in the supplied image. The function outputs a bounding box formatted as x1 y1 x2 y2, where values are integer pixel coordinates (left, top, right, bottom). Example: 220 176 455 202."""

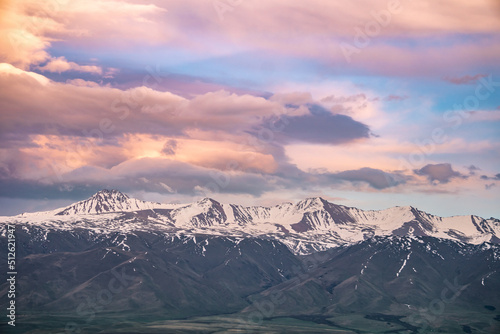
56 189 160 215
1 189 499 254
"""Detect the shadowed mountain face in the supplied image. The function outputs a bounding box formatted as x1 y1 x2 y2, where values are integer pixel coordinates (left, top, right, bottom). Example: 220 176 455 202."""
0 227 499 333
0 230 301 316
247 237 500 315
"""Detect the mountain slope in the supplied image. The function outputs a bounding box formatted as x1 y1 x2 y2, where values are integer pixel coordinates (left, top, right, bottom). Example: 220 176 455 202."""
0 230 301 319
1 228 499 333
244 236 500 333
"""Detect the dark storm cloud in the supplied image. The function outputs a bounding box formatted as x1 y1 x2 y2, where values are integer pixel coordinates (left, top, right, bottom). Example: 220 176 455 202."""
414 163 464 183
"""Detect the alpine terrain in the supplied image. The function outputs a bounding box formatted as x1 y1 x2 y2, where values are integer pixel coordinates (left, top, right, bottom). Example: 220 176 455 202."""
1 189 499 333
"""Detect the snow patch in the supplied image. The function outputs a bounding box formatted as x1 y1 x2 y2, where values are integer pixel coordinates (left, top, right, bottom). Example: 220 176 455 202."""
396 251 412 277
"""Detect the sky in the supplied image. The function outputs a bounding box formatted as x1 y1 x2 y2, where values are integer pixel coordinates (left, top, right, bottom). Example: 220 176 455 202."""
0 0 499 218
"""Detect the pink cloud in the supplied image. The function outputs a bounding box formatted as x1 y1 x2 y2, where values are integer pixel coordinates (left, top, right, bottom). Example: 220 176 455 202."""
0 0 167 70
145 0 500 76
2 0 499 78
38 57 102 74
443 74 487 85
384 95 408 102
0 67 310 183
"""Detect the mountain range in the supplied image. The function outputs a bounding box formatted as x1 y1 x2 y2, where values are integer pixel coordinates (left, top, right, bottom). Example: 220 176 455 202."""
1 190 499 333
3 189 499 254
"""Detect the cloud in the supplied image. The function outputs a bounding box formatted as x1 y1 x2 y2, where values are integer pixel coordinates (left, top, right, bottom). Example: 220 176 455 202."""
66 78 102 87
0 67 188 143
169 0 500 42
183 90 283 131
466 165 480 175
140 0 500 77
0 67 373 182
485 183 496 190
38 57 102 74
414 163 464 183
0 66 373 194
464 110 500 123
0 178 95 200
443 74 487 85
0 1 498 219
480 173 500 181
331 167 407 189
2 64 496 212
384 95 408 102
161 139 178 156
0 150 412 205
269 92 313 105
320 93 367 104
0 0 166 70
0 62 49 85
159 182 176 193
2 0 499 80
269 104 370 144
44 157 287 197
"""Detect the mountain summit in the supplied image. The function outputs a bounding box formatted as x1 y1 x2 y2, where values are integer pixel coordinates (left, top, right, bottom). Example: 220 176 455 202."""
56 189 158 215
4 189 500 254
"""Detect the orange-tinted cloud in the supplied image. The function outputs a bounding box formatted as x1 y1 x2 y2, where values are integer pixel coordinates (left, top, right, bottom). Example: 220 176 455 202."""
0 0 167 70
0 66 369 189
38 57 102 74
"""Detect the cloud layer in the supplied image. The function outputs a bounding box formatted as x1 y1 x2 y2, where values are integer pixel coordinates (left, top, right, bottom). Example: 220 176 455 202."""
0 0 499 218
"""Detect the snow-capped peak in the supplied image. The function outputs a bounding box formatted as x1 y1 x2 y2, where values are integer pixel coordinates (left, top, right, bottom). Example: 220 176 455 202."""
56 189 157 215
296 197 326 211
195 197 220 208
